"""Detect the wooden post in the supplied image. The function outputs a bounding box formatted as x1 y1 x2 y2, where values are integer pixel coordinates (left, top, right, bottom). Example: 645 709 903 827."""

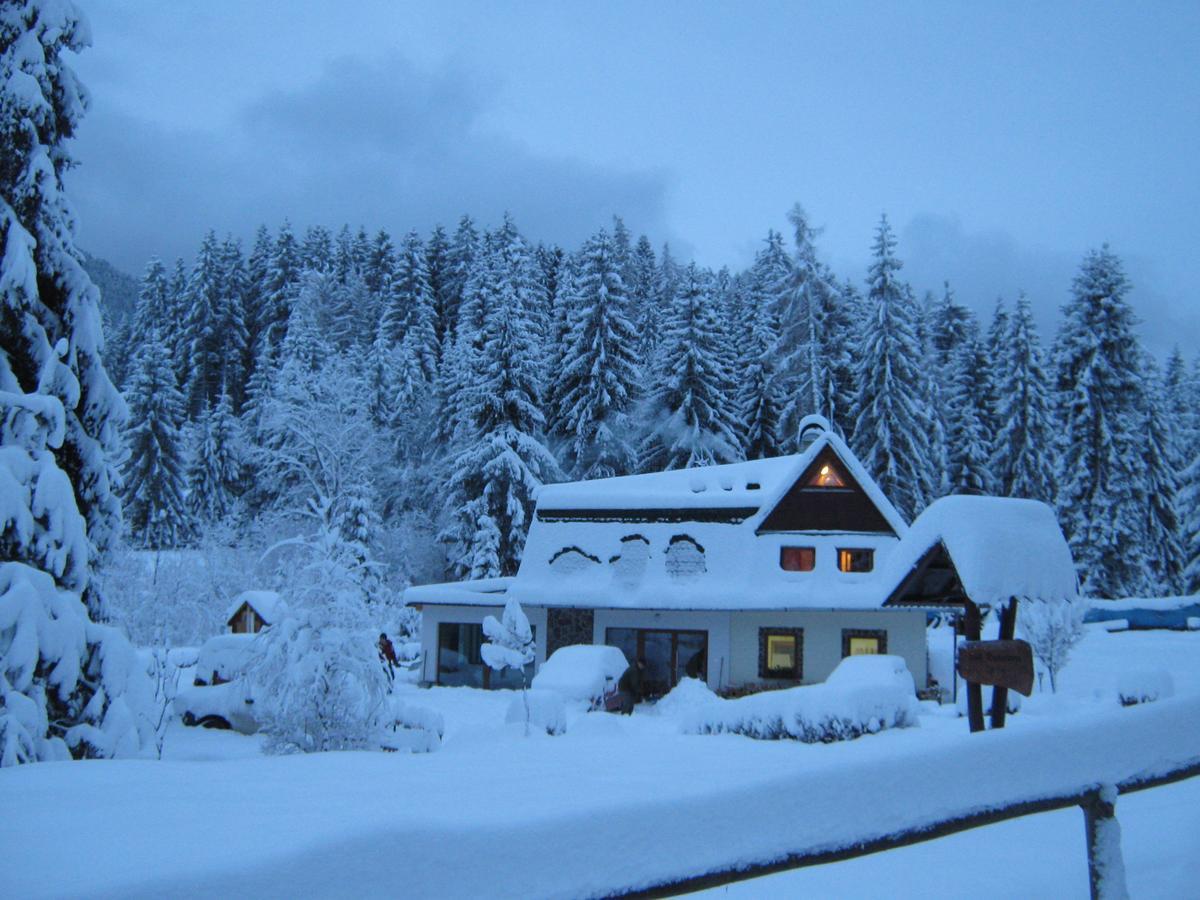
989 597 1019 729
961 601 984 733
1081 785 1129 900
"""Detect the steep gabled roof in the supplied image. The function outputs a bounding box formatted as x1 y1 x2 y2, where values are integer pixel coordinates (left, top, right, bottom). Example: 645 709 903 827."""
224 590 286 626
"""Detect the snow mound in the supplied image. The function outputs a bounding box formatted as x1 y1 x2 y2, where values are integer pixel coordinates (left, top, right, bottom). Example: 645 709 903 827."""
1117 670 1175 707
532 645 628 705
195 634 259 685
684 656 918 742
506 689 566 735
654 677 720 718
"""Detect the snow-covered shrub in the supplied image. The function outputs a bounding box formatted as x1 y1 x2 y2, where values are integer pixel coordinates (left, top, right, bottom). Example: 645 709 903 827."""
506 688 566 736
654 677 720 719
683 656 918 743
380 699 443 753
532 645 627 706
1117 670 1175 707
194 634 259 685
1019 597 1087 693
482 598 537 734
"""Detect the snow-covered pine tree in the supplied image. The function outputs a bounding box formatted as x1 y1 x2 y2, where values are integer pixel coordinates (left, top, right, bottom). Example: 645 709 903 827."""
851 215 932 522
1138 370 1184 595
241 224 273 392
426 224 451 352
183 230 225 417
280 271 332 372
991 294 1055 501
982 297 1009 442
737 231 790 459
441 214 478 348
640 262 744 472
928 281 973 372
363 228 396 328
1 2 148 763
440 234 561 578
186 392 244 527
166 257 190 389
386 230 438 381
259 221 302 360
943 330 992 494
481 597 537 734
302 224 333 273
639 243 679 362
553 228 640 480
771 205 854 442
123 331 192 547
1054 245 1145 598
1181 453 1200 593
1161 347 1197 473
217 235 249 410
129 257 169 351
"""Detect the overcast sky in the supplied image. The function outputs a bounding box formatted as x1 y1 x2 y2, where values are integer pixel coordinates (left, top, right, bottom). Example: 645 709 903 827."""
67 1 1200 357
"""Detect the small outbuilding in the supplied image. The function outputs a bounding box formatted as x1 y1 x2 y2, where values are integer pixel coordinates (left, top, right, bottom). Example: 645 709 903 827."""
225 590 286 634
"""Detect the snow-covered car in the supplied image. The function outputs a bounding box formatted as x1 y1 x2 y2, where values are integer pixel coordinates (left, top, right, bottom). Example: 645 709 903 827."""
193 633 260 686
174 680 258 734
532 644 629 710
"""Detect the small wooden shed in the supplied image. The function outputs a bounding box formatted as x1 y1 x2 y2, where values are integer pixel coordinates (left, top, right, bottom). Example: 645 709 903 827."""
226 590 285 634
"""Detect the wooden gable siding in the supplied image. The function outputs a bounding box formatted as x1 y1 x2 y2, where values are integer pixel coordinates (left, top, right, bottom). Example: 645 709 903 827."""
756 446 897 535
884 541 969 607
227 602 265 634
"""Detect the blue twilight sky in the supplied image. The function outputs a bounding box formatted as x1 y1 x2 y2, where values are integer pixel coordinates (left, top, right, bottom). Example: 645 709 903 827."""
67 1 1200 356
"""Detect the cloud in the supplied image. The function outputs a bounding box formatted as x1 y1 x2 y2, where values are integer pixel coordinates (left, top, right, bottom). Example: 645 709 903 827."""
67 53 671 273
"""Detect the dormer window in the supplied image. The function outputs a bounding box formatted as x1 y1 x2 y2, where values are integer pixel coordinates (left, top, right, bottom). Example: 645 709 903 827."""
806 461 846 488
780 546 815 572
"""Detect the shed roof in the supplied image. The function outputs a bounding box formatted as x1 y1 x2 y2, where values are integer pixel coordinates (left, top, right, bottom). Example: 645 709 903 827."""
225 590 287 625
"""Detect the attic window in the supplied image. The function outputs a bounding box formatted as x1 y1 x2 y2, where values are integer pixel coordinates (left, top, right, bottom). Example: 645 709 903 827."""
838 548 874 573
746 482 761 491
806 461 847 488
779 546 815 572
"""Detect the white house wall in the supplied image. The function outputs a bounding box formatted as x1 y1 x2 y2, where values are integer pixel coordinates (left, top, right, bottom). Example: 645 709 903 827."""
729 608 927 687
418 604 550 685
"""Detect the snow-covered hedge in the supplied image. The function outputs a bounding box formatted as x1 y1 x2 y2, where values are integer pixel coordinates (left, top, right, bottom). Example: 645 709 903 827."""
1117 670 1175 707
682 655 918 743
381 700 444 753
531 645 628 706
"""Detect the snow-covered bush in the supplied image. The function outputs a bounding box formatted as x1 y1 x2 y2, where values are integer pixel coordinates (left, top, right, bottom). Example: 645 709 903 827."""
380 699 443 753
482 597 537 734
1117 670 1175 707
1019 597 1087 693
654 677 721 718
532 645 627 706
683 656 918 743
506 688 566 736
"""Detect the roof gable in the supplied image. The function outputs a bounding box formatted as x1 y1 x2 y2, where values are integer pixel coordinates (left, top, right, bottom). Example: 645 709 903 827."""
755 437 905 535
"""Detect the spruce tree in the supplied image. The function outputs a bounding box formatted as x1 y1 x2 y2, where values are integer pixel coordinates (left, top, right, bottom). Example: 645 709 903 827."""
1054 245 1145 598
1139 386 1184 595
130 257 170 350
218 235 249 409
426 224 451 352
640 263 743 472
943 331 992 494
851 215 932 522
738 231 789 459
385 230 438 380
123 333 191 546
553 228 640 480
991 294 1055 501
1 1 150 763
183 230 225 416
186 392 243 526
259 222 301 357
440 237 560 578
442 215 478 348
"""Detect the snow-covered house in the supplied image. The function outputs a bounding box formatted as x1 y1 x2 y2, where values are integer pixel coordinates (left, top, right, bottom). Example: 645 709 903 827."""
226 590 286 635
406 417 1078 696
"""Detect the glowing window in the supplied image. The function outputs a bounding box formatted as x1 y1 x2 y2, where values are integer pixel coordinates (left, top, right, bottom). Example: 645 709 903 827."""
759 628 803 679
838 548 874 573
806 461 847 488
849 636 880 655
780 546 815 572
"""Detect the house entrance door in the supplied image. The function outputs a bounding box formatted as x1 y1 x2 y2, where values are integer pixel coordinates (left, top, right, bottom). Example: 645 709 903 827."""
604 628 708 697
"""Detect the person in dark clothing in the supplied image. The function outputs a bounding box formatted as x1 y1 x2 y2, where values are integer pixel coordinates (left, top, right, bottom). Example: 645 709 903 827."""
616 658 645 715
684 648 705 680
378 632 398 684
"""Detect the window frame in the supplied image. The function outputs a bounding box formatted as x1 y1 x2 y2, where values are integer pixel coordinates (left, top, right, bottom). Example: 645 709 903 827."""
779 545 816 572
758 627 804 680
837 547 875 573
841 628 888 658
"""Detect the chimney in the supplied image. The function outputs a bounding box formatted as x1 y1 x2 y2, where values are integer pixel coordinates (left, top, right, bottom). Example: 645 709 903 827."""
797 414 831 451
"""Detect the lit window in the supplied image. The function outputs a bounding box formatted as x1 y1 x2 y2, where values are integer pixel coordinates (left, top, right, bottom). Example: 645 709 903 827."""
780 546 815 572
842 629 888 658
760 628 803 679
838 548 874 572
806 461 847 488
849 636 880 655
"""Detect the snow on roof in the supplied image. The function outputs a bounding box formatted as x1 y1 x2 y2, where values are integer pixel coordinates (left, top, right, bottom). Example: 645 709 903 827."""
881 495 1079 607
404 577 514 608
534 455 798 511
225 590 286 625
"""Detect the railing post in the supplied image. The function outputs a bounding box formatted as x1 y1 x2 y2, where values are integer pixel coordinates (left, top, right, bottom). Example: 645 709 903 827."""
1081 785 1129 900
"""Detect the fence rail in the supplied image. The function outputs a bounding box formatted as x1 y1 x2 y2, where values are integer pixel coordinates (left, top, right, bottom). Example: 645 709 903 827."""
617 758 1200 900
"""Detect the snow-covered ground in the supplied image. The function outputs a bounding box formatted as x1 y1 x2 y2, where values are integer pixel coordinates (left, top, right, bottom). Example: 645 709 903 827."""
2 629 1198 899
